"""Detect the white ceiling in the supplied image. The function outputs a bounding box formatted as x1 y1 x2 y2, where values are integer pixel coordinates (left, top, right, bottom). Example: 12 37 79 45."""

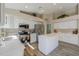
5 3 77 14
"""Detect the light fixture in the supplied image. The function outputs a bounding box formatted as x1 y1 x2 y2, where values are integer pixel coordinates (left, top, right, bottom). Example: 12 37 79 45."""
40 9 44 12
38 9 45 14
53 3 56 5
25 5 28 8
59 7 63 9
38 6 44 13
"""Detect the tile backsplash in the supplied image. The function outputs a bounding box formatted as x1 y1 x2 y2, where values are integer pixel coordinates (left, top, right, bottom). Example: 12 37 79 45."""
52 29 78 34
0 28 35 37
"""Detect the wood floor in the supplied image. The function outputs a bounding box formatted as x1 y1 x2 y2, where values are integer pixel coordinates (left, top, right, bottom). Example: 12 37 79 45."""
24 41 79 56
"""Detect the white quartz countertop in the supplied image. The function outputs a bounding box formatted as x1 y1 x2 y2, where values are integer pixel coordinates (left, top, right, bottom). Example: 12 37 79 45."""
39 33 58 37
0 35 24 56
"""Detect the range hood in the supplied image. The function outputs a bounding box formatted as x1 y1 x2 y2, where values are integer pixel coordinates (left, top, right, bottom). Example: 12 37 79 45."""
0 3 5 26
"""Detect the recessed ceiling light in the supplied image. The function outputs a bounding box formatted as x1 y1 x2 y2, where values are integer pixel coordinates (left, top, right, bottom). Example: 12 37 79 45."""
41 9 44 12
59 7 63 9
39 6 42 9
25 6 28 8
38 9 44 14
53 3 56 5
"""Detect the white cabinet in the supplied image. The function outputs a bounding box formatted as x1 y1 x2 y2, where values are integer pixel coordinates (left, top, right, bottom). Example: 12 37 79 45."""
13 16 20 28
15 18 36 29
38 34 58 55
13 17 26 28
30 33 37 43
1 14 19 28
0 3 5 26
3 14 15 28
59 33 78 45
1 14 40 29
54 20 77 29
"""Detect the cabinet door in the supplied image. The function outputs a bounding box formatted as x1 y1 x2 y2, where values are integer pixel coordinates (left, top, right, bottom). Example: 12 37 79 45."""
4 14 15 28
4 15 10 28
0 3 5 26
14 16 19 28
54 20 77 29
9 15 15 28
30 33 37 43
14 17 25 28
59 33 78 45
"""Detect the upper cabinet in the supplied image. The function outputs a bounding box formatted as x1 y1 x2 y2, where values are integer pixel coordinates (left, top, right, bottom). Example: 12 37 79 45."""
0 3 5 26
53 16 78 29
3 14 15 28
54 20 77 29
3 14 41 29
4 14 15 28
0 7 43 28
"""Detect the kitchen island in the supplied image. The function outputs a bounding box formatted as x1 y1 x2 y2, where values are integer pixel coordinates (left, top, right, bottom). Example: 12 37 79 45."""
38 33 59 55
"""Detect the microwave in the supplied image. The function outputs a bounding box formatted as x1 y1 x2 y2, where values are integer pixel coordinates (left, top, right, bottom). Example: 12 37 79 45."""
19 24 29 29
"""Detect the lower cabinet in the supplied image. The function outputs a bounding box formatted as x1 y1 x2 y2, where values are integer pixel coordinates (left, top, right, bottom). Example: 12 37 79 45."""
59 33 79 46
30 33 37 43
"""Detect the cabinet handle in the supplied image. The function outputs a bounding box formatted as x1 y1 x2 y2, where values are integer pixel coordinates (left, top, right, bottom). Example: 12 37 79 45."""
6 16 7 24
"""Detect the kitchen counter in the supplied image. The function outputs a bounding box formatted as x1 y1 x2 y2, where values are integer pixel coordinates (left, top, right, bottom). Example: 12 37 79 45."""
40 33 59 38
38 33 59 55
0 35 24 56
58 32 79 46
